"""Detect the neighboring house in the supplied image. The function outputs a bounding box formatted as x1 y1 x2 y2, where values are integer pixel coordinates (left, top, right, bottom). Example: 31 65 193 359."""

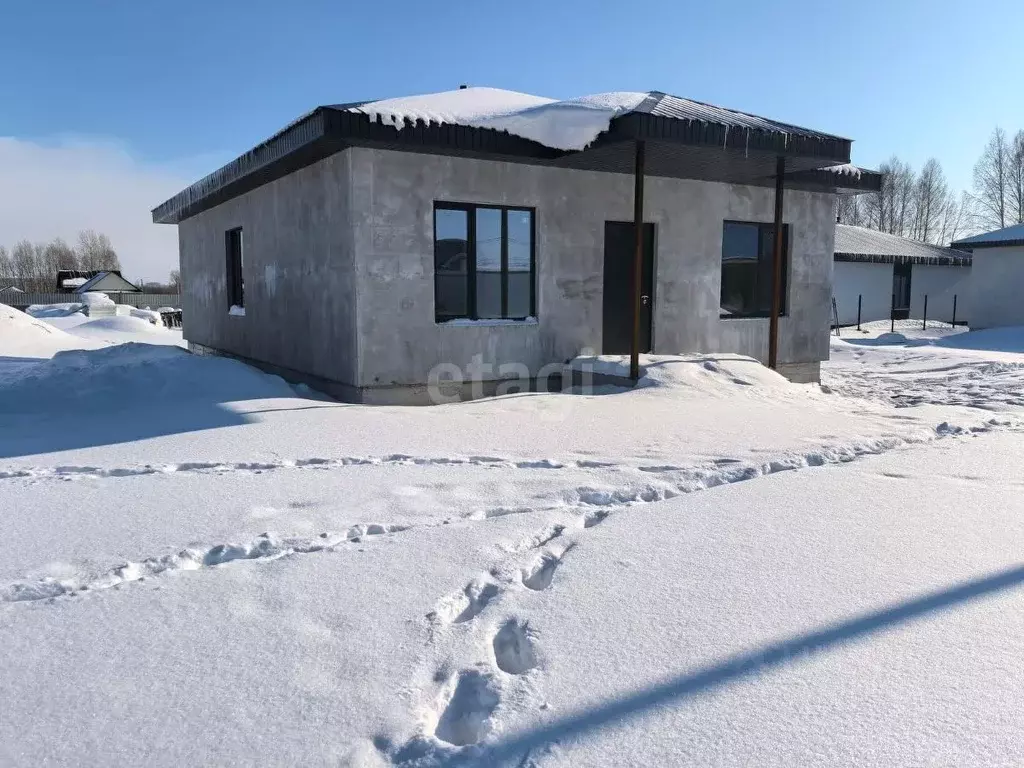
153 86 880 403
953 223 1024 329
833 225 971 325
0 286 25 294
56 270 140 294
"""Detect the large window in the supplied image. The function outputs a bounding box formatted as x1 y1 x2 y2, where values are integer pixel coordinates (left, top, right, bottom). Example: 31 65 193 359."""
720 221 789 318
225 227 244 311
434 203 535 322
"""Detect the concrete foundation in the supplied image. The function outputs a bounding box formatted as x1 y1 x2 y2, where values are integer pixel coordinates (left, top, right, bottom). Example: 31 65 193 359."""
179 146 834 403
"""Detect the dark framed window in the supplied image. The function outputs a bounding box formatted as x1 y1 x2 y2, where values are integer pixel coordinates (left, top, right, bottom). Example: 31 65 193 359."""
434 203 535 322
720 221 789 318
225 227 244 309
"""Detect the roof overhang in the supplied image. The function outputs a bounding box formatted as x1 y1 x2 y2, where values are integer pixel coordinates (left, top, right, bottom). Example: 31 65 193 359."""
950 239 1024 251
835 252 971 267
153 104 871 225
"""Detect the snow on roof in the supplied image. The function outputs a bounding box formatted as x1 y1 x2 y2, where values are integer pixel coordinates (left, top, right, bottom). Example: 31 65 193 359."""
952 222 1024 248
835 225 971 265
822 164 863 179
62 277 88 288
75 271 139 293
347 87 649 151
0 285 24 293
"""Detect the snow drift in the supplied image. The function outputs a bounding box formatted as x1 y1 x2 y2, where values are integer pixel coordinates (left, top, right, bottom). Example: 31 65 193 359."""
0 343 297 414
71 316 168 338
26 303 86 318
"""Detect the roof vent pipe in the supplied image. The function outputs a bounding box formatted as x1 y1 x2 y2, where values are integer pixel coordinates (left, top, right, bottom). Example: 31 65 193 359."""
459 84 468 89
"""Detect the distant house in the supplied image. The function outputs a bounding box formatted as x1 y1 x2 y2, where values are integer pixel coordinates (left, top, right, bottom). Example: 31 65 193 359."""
0 285 25 294
153 86 881 401
953 223 1024 329
833 225 971 325
56 270 139 294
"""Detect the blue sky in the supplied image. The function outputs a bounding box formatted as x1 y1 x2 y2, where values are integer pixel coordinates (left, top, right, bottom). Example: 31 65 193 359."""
1 0 1022 278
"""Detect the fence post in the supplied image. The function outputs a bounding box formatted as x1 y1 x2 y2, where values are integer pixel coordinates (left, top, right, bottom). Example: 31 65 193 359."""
891 293 896 333
952 294 958 327
857 294 862 331
923 294 928 330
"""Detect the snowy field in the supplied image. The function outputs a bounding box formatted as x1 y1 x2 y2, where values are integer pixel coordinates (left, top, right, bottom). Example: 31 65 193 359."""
2 304 1024 766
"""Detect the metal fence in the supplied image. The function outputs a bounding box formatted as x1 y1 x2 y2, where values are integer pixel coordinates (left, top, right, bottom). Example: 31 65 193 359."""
832 291 967 333
0 292 181 310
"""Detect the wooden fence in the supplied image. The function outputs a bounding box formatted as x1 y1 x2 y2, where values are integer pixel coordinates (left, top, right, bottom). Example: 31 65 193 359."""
0 292 181 310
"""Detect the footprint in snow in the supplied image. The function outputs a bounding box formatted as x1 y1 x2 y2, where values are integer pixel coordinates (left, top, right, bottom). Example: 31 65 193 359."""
433 669 501 747
580 509 610 528
522 546 572 591
431 579 500 624
492 620 538 675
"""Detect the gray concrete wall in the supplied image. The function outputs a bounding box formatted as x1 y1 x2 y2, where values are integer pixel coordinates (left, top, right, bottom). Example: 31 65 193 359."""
178 152 358 389
350 147 835 391
970 245 1024 329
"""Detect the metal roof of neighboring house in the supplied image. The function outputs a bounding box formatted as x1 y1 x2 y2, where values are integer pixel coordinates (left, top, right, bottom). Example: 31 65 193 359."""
75 271 140 293
153 87 880 225
835 224 972 266
952 222 1024 250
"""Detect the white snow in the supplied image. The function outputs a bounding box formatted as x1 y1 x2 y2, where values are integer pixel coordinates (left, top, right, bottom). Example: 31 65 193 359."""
953 220 1024 246
61 276 88 288
351 87 648 151
3 317 1024 765
229 304 246 316
440 316 538 327
821 163 864 178
79 291 115 308
130 306 163 325
25 301 85 318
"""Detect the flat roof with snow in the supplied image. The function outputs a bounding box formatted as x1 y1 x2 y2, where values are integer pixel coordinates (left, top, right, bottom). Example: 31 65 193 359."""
153 86 881 224
952 222 1024 250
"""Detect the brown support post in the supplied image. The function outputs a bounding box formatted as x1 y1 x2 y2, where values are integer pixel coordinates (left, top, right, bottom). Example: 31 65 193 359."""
630 139 646 381
768 155 786 370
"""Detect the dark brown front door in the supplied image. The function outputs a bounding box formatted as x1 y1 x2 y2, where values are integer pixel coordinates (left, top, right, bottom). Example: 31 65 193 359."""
602 222 654 354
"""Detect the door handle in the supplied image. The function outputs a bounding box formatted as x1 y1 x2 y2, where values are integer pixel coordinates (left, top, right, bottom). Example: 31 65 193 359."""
641 295 650 306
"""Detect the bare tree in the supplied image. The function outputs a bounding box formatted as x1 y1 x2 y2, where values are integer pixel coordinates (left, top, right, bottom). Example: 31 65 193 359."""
1008 129 1024 225
938 191 976 245
42 237 79 277
10 240 42 291
862 158 894 232
0 246 13 285
973 127 1011 230
169 269 182 292
76 230 120 272
863 156 916 236
911 159 948 243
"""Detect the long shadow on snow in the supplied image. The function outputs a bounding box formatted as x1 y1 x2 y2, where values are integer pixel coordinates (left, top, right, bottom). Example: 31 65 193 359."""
444 563 1024 767
0 344 307 458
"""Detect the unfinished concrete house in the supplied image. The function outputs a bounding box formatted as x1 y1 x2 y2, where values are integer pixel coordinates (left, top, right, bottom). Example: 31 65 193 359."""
153 87 881 403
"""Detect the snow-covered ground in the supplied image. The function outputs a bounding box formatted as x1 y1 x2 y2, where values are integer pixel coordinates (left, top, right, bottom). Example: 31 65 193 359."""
825 320 1024 410
2 305 1024 766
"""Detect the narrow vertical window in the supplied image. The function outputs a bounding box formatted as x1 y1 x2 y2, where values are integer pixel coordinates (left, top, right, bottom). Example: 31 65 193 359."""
434 209 469 321
225 227 244 312
474 208 503 319
506 209 534 318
